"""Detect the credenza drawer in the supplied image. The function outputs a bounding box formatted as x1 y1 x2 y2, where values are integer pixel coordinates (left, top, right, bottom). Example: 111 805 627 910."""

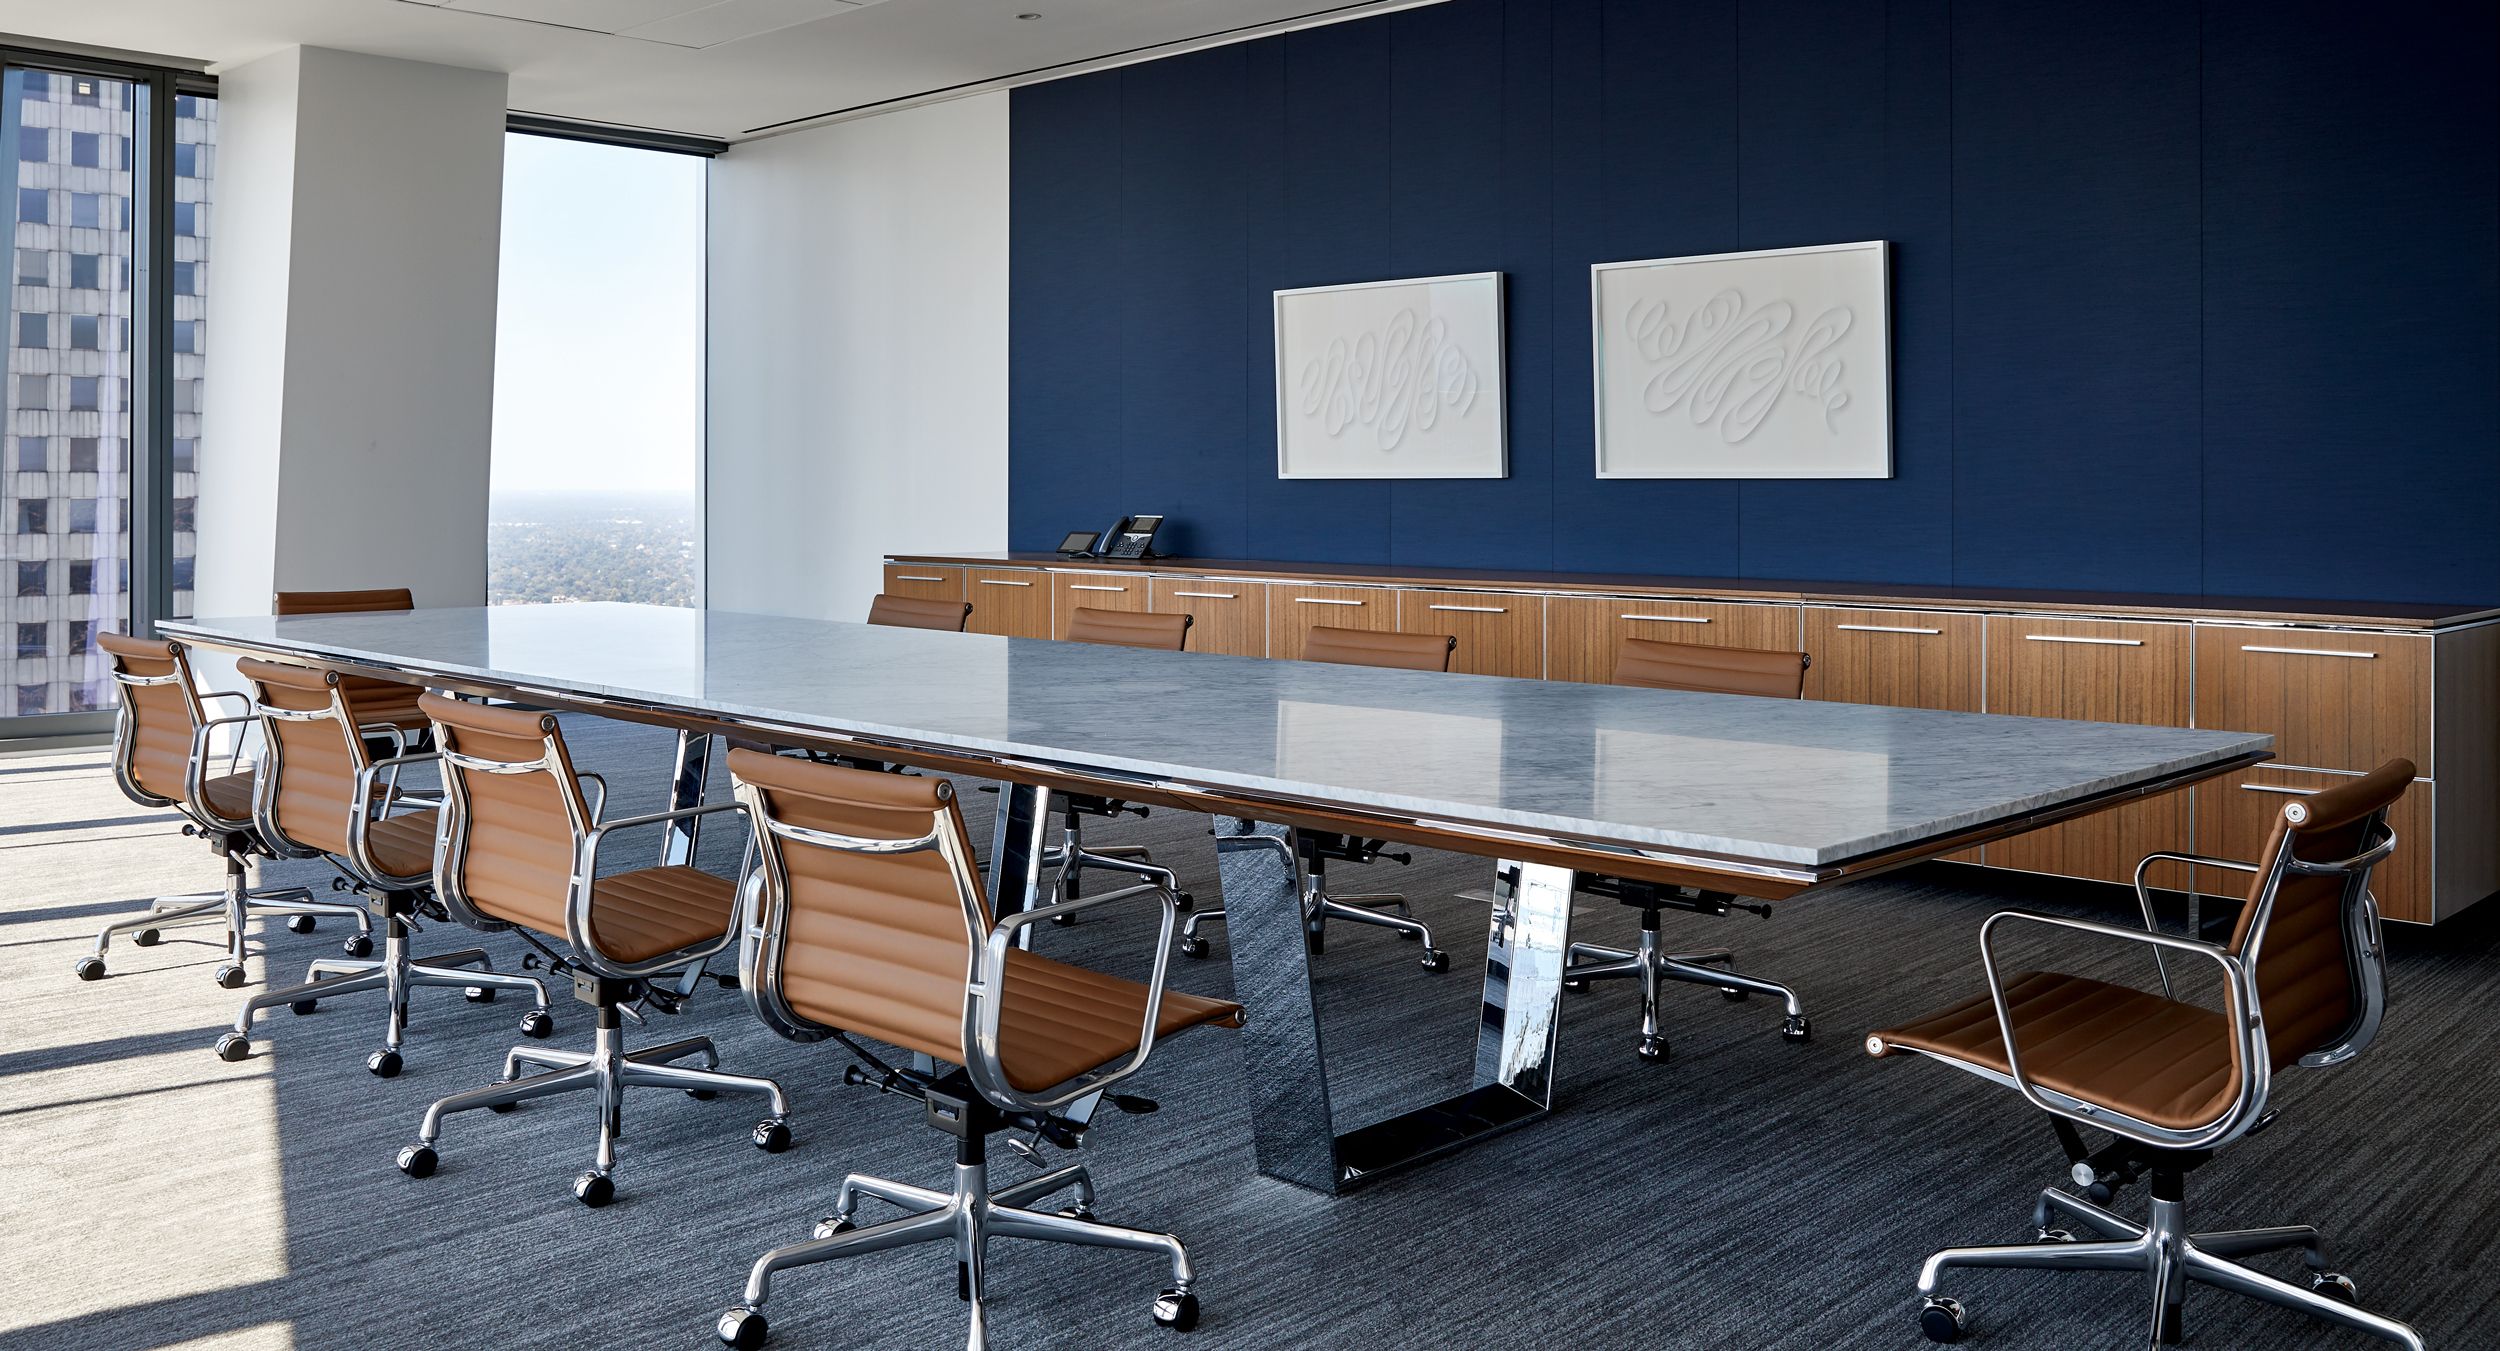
964 568 1051 639
881 565 962 603
1152 578 1266 657
1053 571 1152 640
2195 626 2430 775
1398 589 1542 678
2196 766 2431 925
1545 596 1801 684
1802 607 1982 712
1985 616 2195 885
1269 585 1397 661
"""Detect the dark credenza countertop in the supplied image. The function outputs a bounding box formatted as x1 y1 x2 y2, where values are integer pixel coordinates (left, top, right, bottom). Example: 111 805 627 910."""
886 552 2500 631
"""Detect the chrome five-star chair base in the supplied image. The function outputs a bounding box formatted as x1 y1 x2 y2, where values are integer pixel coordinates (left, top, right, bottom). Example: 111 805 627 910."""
1916 1170 2423 1350
1562 896 1808 1062
76 847 369 988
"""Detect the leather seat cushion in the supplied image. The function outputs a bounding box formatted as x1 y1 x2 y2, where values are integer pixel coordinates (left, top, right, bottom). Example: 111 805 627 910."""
1869 970 2236 1132
588 866 737 963
364 809 441 881
201 770 256 824
994 948 1241 1094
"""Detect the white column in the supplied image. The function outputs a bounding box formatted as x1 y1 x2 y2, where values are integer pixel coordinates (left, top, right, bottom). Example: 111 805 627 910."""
196 46 507 618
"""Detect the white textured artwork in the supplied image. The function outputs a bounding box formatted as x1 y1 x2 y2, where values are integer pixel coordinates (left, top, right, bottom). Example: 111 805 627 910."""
1591 241 1890 479
1274 272 1507 479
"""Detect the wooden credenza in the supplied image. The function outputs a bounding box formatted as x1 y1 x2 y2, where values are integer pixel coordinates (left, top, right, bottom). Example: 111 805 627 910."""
884 553 2500 925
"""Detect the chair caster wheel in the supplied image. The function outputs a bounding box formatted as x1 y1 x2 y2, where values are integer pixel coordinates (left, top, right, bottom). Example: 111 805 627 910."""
396 1143 437 1178
1395 926 1421 941
73 956 106 982
519 1009 555 1040
1635 1036 1669 1063
133 928 163 947
811 1217 855 1241
573 1171 615 1207
366 1049 403 1078
1781 1014 1812 1044
214 1032 252 1063
1152 1287 1200 1332
215 964 247 990
289 999 317 1016
2311 1272 2359 1303
1419 948 1449 972
287 914 318 935
1058 1203 1096 1222
2035 1227 2077 1243
716 1306 768 1349
1918 1296 1965 1343
752 1118 793 1153
341 933 373 959
1051 912 1079 927
488 1101 518 1115
1178 937 1210 959
1562 977 1587 993
687 1088 720 1101
1720 986 1748 1002
1175 891 1195 913
463 986 496 1004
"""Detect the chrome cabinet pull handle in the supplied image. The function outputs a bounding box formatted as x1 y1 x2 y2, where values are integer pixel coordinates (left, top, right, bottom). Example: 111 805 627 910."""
977 579 1034 588
1836 624 1940 635
1069 584 1126 592
2241 645 2375 659
1293 598 1366 606
1169 591 1236 600
2024 634 2143 646
1621 614 1709 624
893 574 946 582
1429 604 1507 614
2239 783 2317 796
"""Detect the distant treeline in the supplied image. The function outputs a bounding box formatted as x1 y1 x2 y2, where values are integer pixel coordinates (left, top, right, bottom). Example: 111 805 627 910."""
487 491 697 607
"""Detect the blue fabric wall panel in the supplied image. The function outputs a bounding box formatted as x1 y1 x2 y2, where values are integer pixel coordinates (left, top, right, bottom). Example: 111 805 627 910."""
1240 20 1396 563
1948 0 2203 593
1111 47 1251 560
1731 0 1953 584
1384 0 1552 569
2198 0 2500 602
1550 0 1745 575
1008 75 1124 550
1545 0 1604 569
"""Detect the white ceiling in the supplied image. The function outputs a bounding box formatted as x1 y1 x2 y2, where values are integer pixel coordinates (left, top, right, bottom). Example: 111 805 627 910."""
0 0 1432 142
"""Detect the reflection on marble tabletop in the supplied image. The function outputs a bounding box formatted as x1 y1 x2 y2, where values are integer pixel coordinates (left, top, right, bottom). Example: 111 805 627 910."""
166 603 2271 868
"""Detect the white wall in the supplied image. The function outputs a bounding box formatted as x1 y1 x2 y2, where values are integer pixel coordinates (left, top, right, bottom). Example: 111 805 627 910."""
705 93 1010 621
196 46 507 619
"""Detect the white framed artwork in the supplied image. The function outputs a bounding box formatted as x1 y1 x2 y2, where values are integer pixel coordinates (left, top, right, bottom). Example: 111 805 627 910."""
1274 271 1506 480
1590 241 1890 479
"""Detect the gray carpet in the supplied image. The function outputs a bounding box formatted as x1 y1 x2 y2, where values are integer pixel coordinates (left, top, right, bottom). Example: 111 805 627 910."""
5 716 2498 1350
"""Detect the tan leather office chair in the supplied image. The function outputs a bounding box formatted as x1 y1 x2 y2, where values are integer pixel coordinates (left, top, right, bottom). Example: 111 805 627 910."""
74 633 369 987
711 750 1239 1351
1035 607 1199 919
1177 625 1455 971
1561 638 1813 1060
272 588 431 737
866 592 974 632
393 695 791 1206
1871 759 2421 1350
213 659 550 1074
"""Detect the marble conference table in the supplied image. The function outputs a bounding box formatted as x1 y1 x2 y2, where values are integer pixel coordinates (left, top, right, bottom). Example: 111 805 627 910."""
165 602 2272 1193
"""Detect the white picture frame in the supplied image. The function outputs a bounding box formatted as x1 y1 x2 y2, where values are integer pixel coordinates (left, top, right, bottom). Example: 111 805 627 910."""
1590 241 1891 479
1274 271 1507 480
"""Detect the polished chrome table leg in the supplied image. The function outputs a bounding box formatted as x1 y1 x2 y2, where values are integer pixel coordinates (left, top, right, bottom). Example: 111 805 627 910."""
660 728 716 866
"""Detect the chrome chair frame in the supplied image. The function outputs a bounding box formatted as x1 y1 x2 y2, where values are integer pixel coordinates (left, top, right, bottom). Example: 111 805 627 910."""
718 775 1195 1351
79 647 367 986
1886 805 2420 1350
400 716 789 1202
219 672 548 1071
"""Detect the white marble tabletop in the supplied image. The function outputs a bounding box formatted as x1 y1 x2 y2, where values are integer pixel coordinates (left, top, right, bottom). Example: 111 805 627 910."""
165 603 2271 873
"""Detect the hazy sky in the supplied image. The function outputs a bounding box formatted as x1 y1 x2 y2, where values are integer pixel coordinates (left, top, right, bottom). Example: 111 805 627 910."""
490 133 705 498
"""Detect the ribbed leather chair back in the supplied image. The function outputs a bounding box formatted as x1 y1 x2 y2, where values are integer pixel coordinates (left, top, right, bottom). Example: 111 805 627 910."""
1302 626 1456 672
97 632 203 805
239 658 366 858
730 747 981 1065
274 588 414 616
2231 759 2412 1067
866 594 974 632
420 693 591 937
1614 638 1808 699
1064 608 1191 651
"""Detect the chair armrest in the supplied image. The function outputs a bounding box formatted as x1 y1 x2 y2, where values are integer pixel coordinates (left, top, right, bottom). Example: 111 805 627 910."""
567 800 753 979
185 713 262 815
198 689 253 708
574 772 609 825
1977 909 2265 1150
2128 850 2258 996
966 881 1181 1115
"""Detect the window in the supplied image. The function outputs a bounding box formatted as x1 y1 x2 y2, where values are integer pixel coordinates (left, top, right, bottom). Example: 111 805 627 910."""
15 312 44 347
15 562 47 596
69 500 97 533
69 437 98 472
15 125 40 161
70 314 99 350
68 561 93 594
69 193 97 229
14 248 42 284
489 134 704 607
172 320 195 353
171 437 195 471
69 377 99 410
171 497 193 532
173 260 194 294
17 686 46 716
173 201 196 236
69 253 98 289
69 77 98 107
174 142 196 176
16 500 46 534
12 438 44 471
70 131 99 168
16 187 44 222
13 624 42 658
15 375 47 406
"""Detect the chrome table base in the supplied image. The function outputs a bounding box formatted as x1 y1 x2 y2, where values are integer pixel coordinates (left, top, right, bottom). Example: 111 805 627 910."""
717 1158 1190 1351
1919 1185 2423 1349
1214 816 1573 1194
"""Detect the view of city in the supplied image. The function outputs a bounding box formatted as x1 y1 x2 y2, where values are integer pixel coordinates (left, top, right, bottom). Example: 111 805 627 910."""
487 490 698 607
